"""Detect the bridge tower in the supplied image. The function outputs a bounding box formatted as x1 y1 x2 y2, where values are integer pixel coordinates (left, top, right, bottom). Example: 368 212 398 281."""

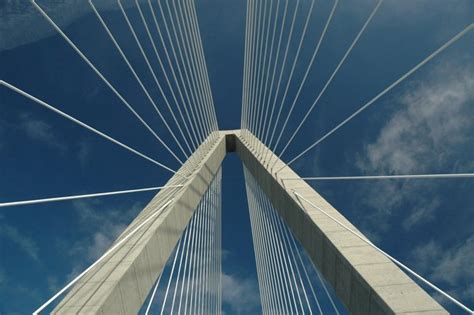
51 130 447 314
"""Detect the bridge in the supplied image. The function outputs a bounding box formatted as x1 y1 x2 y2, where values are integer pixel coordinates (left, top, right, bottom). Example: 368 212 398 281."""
0 0 473 314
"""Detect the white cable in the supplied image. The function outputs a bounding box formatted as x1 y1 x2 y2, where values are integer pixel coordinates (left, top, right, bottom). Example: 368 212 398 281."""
293 191 474 313
253 0 276 152
264 0 300 157
56 185 181 312
92 0 189 162
242 0 257 142
0 185 182 208
178 192 199 314
218 169 223 314
169 219 192 314
0 81 177 174
256 0 281 160
285 224 323 314
29 0 184 165
144 271 164 314
247 169 292 314
251 169 290 315
270 197 313 314
280 23 474 172
114 0 193 160
135 0 197 155
197 187 210 314
245 176 273 313
247 0 264 151
240 0 252 131
250 182 287 314
177 0 215 143
215 171 222 313
147 0 202 148
210 176 218 313
182 0 220 136
33 198 174 314
209 175 218 313
272 0 382 168
244 169 270 313
115 176 187 241
264 0 338 165
168 0 210 143
261 0 316 160
257 184 303 314
204 181 212 314
161 0 207 145
251 0 273 153
188 0 219 132
159 237 184 315
283 173 474 181
140 0 199 152
185 188 205 314
315 266 340 314
171 210 193 313
260 0 289 163
194 189 207 314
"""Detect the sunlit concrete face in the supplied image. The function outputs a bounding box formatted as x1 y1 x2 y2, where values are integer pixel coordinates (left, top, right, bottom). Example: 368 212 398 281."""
234 130 447 315
53 130 446 314
53 133 226 314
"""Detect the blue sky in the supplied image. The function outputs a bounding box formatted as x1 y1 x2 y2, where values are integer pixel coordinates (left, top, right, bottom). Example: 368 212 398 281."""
0 0 473 314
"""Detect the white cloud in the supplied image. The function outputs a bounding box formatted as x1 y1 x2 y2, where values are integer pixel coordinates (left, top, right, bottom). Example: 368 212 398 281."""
401 198 439 231
18 112 67 153
0 267 7 289
221 272 261 314
0 224 39 262
410 235 474 300
85 222 128 261
431 236 474 286
0 118 5 151
77 140 92 168
360 61 474 175
355 59 474 233
65 199 143 279
347 59 474 306
0 0 149 51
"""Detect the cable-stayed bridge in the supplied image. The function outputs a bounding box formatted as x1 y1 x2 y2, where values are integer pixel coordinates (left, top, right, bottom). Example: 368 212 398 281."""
0 0 473 314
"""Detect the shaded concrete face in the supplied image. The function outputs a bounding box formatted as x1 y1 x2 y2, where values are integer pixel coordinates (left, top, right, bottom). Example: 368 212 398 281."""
53 130 446 314
53 133 226 314
233 131 447 315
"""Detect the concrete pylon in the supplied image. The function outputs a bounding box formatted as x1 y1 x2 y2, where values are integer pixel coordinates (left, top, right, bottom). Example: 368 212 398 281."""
53 133 226 314
234 130 447 315
53 130 447 314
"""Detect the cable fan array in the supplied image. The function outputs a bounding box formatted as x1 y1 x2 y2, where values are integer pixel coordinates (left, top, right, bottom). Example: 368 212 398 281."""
238 0 473 312
0 0 221 313
144 169 222 315
0 0 473 313
244 166 342 315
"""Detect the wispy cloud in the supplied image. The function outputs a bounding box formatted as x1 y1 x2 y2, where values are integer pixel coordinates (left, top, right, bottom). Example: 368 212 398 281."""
0 0 147 51
18 112 67 153
0 223 39 262
410 235 474 301
65 199 143 279
0 266 7 290
359 61 474 175
221 272 261 314
77 140 92 168
350 58 474 307
0 118 5 151
355 59 474 233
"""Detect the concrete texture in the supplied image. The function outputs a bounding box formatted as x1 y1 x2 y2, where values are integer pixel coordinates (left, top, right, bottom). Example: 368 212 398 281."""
53 130 447 314
53 133 226 314
234 130 447 315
